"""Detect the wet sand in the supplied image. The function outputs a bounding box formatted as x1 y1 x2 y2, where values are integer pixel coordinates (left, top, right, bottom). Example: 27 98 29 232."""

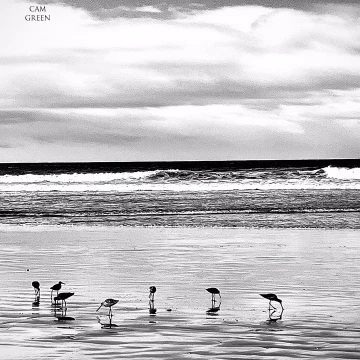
1 226 360 359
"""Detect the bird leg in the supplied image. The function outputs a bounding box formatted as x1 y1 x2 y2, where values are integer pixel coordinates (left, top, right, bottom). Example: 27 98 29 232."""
269 301 276 309
33 288 39 300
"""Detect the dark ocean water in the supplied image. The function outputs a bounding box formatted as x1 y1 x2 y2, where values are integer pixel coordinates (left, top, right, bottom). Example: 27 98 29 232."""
0 159 359 228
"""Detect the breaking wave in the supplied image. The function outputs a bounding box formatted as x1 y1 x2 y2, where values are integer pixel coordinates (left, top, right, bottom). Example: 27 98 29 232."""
0 170 167 184
323 166 360 180
0 166 359 192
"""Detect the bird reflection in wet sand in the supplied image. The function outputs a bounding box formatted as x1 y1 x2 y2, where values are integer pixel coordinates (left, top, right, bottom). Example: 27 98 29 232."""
32 299 40 307
53 292 75 320
149 286 157 315
96 299 119 328
54 305 75 321
149 299 157 315
97 314 118 329
267 307 284 323
206 302 221 315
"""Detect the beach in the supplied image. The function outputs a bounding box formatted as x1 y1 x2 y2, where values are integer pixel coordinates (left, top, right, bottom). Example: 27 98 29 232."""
1 226 360 359
3 0 360 356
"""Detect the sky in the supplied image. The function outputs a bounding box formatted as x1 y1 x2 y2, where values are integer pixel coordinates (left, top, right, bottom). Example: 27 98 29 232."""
1 0 360 162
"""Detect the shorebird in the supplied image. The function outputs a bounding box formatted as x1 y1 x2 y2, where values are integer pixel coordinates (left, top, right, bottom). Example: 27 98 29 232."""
206 288 221 302
260 293 284 310
54 292 74 308
149 286 156 301
32 281 40 297
96 299 119 316
50 281 65 301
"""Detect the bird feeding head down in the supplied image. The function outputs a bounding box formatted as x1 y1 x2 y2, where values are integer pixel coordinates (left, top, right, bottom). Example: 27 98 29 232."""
96 299 119 312
260 293 281 301
54 292 74 301
96 302 104 312
206 288 221 297
260 293 284 309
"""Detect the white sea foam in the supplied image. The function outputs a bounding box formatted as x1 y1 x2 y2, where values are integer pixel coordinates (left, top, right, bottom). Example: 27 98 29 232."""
323 166 360 180
0 166 359 191
0 170 179 184
0 181 360 192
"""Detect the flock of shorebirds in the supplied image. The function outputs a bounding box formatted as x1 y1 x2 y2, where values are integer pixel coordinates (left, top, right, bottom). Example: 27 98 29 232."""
32 281 284 319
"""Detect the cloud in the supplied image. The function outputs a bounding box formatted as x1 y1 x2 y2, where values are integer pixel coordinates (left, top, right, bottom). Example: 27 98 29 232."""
2 2 360 107
1 0 360 161
1 97 359 160
33 0 360 14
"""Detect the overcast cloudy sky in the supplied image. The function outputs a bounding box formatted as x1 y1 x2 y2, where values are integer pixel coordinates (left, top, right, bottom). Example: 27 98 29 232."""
1 0 360 162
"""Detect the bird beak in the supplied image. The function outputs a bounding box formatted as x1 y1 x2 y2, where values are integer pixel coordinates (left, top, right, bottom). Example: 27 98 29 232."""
96 303 103 312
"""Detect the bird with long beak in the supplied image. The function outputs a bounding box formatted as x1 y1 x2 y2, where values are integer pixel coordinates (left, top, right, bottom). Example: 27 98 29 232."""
260 293 284 310
50 281 65 301
96 299 119 316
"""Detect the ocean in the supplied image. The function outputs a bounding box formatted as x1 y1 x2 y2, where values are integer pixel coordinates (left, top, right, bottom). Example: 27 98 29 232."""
0 159 359 228
1 161 360 359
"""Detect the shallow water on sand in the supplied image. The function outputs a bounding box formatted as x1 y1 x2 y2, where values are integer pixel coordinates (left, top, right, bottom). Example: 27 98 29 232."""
1 227 360 359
